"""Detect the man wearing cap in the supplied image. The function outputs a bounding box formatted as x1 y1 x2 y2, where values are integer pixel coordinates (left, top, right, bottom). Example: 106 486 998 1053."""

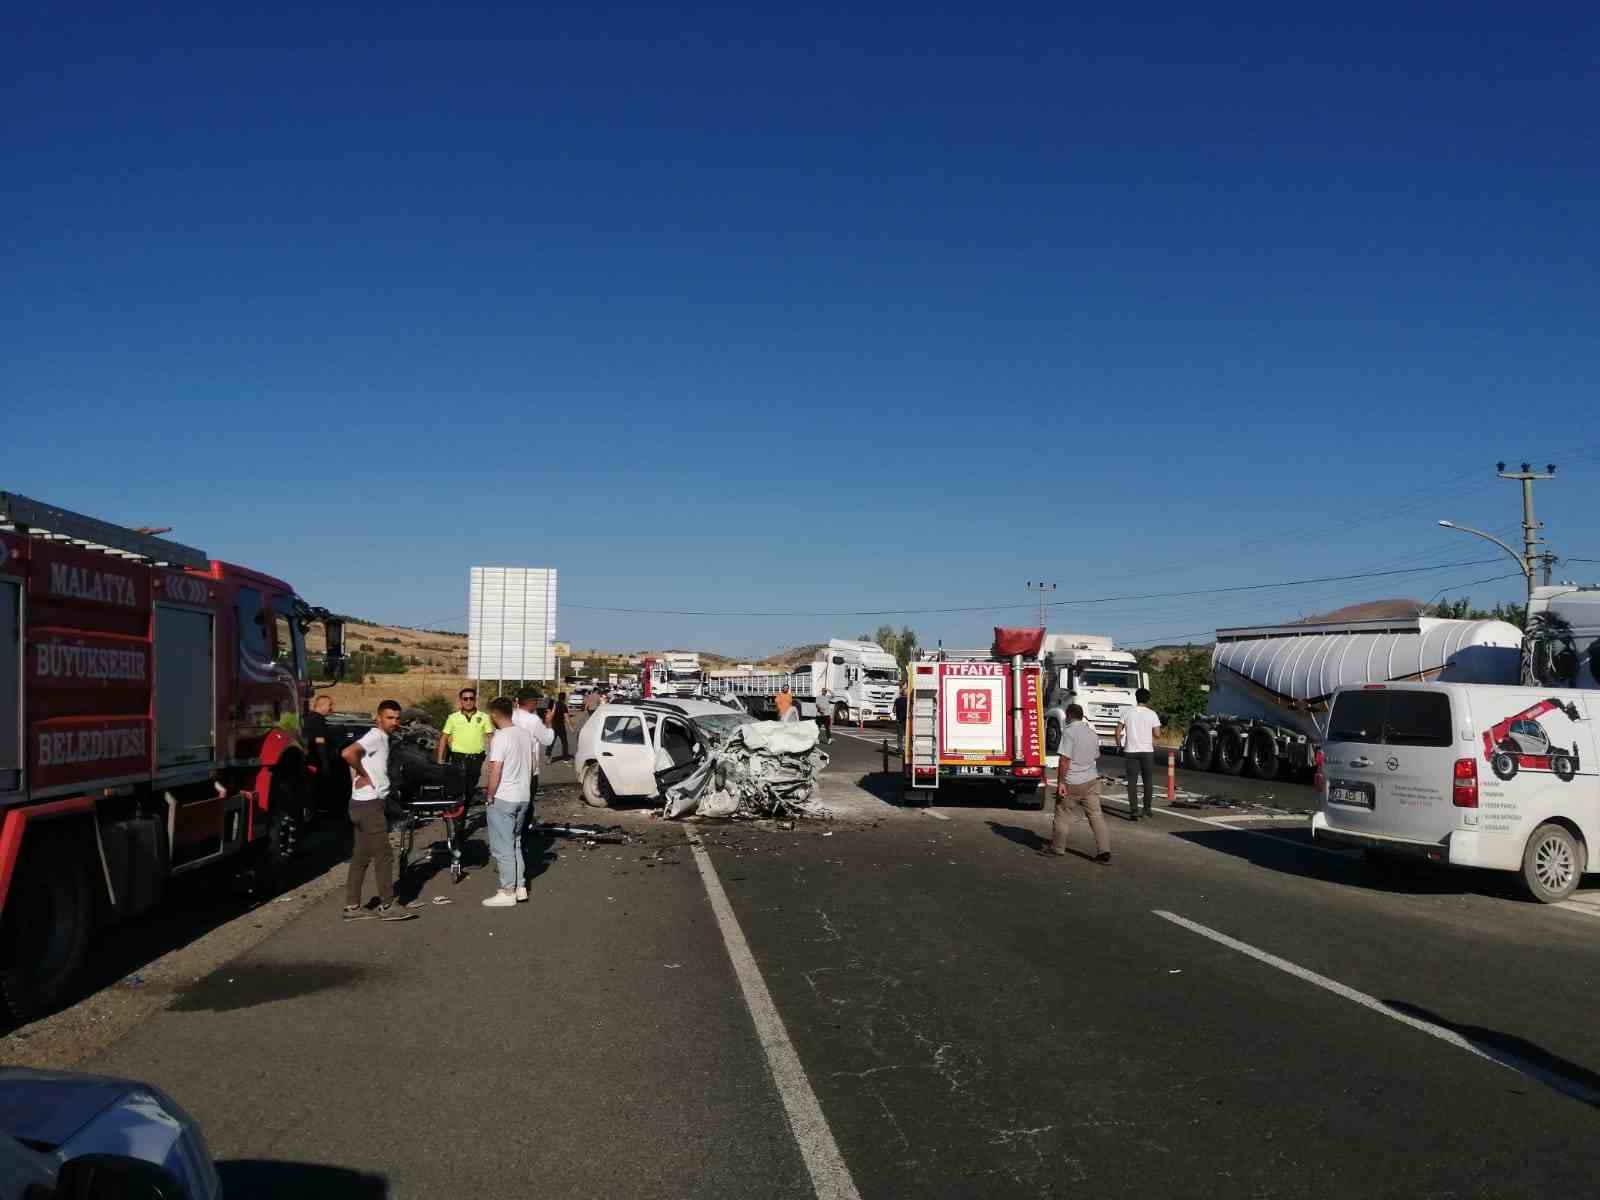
436 687 492 804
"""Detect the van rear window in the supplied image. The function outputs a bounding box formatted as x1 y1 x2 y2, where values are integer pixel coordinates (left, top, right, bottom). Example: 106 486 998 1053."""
1327 690 1453 748
1381 691 1454 748
1327 692 1386 744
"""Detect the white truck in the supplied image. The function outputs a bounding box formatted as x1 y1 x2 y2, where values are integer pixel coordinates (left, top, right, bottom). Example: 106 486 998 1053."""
705 639 901 722
1183 616 1524 780
1039 634 1148 754
643 653 705 698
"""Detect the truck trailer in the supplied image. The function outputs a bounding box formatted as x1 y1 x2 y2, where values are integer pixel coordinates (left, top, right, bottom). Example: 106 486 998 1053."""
0 492 344 1019
1182 616 1522 780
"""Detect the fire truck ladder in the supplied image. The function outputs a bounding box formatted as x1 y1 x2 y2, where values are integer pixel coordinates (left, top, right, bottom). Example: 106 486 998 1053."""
0 491 208 568
910 666 939 790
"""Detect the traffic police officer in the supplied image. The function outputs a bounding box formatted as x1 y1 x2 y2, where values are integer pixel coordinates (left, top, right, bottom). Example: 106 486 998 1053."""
436 686 493 802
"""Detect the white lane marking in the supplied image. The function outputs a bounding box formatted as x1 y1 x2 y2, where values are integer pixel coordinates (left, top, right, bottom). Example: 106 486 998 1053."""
687 833 863 1200
1153 805 1353 858
827 729 898 747
921 809 950 821
1154 910 1600 1106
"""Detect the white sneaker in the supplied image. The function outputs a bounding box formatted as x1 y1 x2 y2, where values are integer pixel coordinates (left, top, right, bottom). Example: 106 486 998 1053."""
482 890 516 908
515 885 528 902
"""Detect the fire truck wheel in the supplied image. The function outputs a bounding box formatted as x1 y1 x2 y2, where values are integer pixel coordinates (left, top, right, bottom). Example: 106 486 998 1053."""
1182 727 1215 772
1216 731 1247 775
1045 718 1062 754
1521 822 1585 903
1010 782 1041 809
0 830 92 1023
1491 751 1519 782
1552 753 1577 782
580 764 612 808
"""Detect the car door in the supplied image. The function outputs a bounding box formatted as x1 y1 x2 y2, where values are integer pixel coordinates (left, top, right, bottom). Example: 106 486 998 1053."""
596 713 656 795
653 716 704 793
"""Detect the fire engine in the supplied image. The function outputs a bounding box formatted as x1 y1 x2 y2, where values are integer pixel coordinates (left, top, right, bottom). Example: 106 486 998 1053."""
0 492 345 1019
1481 696 1583 782
902 628 1046 803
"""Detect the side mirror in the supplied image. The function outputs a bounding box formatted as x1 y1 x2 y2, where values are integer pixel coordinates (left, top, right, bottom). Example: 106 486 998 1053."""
323 620 346 682
58 1154 189 1199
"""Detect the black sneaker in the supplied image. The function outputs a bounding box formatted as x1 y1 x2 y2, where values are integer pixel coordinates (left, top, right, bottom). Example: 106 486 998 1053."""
1095 852 1112 865
377 902 418 921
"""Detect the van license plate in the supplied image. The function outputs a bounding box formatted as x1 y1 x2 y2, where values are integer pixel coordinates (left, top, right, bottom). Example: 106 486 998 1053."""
1327 780 1375 809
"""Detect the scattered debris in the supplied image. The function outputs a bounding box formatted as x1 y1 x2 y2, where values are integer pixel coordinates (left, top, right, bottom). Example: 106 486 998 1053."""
431 896 453 905
665 963 682 969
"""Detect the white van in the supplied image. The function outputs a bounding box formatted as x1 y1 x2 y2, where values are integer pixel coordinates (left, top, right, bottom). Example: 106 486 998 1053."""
1311 682 1597 902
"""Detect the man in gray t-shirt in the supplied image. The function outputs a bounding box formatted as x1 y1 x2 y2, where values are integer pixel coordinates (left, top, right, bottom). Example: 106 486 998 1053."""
1046 704 1110 863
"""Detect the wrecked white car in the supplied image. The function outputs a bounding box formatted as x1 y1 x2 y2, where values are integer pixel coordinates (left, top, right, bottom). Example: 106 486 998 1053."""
576 698 828 819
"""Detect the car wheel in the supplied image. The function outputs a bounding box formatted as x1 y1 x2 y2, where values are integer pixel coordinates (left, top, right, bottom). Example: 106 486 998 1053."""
580 764 612 808
1491 751 1519 781
1520 822 1585 903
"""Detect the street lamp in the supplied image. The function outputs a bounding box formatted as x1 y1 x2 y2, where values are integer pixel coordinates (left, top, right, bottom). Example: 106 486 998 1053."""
1437 519 1534 599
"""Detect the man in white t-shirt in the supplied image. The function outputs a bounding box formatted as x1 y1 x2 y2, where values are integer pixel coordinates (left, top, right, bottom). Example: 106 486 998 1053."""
483 697 535 907
1116 688 1164 821
339 700 415 921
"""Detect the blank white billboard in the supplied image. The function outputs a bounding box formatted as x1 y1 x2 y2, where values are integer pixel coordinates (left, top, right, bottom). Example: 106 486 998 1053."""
468 567 558 681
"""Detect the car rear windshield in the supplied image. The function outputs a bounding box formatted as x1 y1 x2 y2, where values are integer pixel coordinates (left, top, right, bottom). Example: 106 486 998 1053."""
1327 690 1453 748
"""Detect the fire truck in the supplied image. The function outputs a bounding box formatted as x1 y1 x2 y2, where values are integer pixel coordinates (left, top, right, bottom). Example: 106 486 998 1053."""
902 629 1046 804
0 492 345 1019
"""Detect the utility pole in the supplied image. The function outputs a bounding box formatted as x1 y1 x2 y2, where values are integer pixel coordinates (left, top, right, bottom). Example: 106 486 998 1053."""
1026 581 1055 628
1498 461 1557 601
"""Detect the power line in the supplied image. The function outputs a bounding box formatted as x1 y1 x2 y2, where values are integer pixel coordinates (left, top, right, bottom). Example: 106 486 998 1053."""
557 558 1504 618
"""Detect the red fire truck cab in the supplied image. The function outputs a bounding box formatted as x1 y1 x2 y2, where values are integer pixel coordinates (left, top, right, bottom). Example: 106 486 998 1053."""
0 492 345 1019
902 628 1046 805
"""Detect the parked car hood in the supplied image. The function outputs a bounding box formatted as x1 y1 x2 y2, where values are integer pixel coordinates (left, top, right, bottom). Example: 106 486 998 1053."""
0 1068 132 1148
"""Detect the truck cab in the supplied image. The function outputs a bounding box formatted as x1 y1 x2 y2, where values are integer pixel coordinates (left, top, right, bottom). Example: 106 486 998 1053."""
1039 634 1147 753
811 639 899 724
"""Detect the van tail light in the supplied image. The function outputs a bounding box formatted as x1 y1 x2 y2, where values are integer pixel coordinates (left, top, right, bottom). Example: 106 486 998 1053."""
1312 747 1326 793
1452 757 1479 808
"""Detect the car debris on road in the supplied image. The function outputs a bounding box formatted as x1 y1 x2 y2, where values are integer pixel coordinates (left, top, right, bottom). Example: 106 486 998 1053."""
663 719 830 820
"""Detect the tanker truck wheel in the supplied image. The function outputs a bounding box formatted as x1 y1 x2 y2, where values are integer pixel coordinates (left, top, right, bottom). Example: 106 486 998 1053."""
1182 727 1215 772
0 829 92 1023
1216 731 1247 775
1246 735 1281 780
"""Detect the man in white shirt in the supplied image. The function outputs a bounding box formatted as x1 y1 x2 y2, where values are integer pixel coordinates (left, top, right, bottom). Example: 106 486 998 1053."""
483 697 535 907
815 689 833 744
340 700 416 920
1048 704 1111 863
1117 688 1164 821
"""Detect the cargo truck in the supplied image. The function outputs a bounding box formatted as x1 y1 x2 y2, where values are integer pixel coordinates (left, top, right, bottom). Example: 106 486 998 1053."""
704 638 899 722
642 653 705 698
1181 616 1523 781
0 491 345 1019
1038 634 1148 754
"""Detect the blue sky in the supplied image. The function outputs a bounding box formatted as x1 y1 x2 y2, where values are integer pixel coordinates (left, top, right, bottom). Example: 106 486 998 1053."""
7 3 1598 657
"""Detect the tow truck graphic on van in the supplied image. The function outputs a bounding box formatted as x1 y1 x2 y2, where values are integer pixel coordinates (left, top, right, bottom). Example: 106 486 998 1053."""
1481 697 1584 782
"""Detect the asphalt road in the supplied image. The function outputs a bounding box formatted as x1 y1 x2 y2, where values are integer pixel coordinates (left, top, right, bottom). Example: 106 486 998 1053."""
82 733 1600 1197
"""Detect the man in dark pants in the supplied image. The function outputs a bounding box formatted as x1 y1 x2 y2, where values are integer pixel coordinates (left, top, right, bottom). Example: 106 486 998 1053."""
893 689 908 747
549 692 571 761
340 700 416 921
815 688 833 744
436 686 492 805
1116 688 1163 821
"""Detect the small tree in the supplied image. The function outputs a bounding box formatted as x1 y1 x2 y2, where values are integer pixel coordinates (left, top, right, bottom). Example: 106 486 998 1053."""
1141 647 1211 733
